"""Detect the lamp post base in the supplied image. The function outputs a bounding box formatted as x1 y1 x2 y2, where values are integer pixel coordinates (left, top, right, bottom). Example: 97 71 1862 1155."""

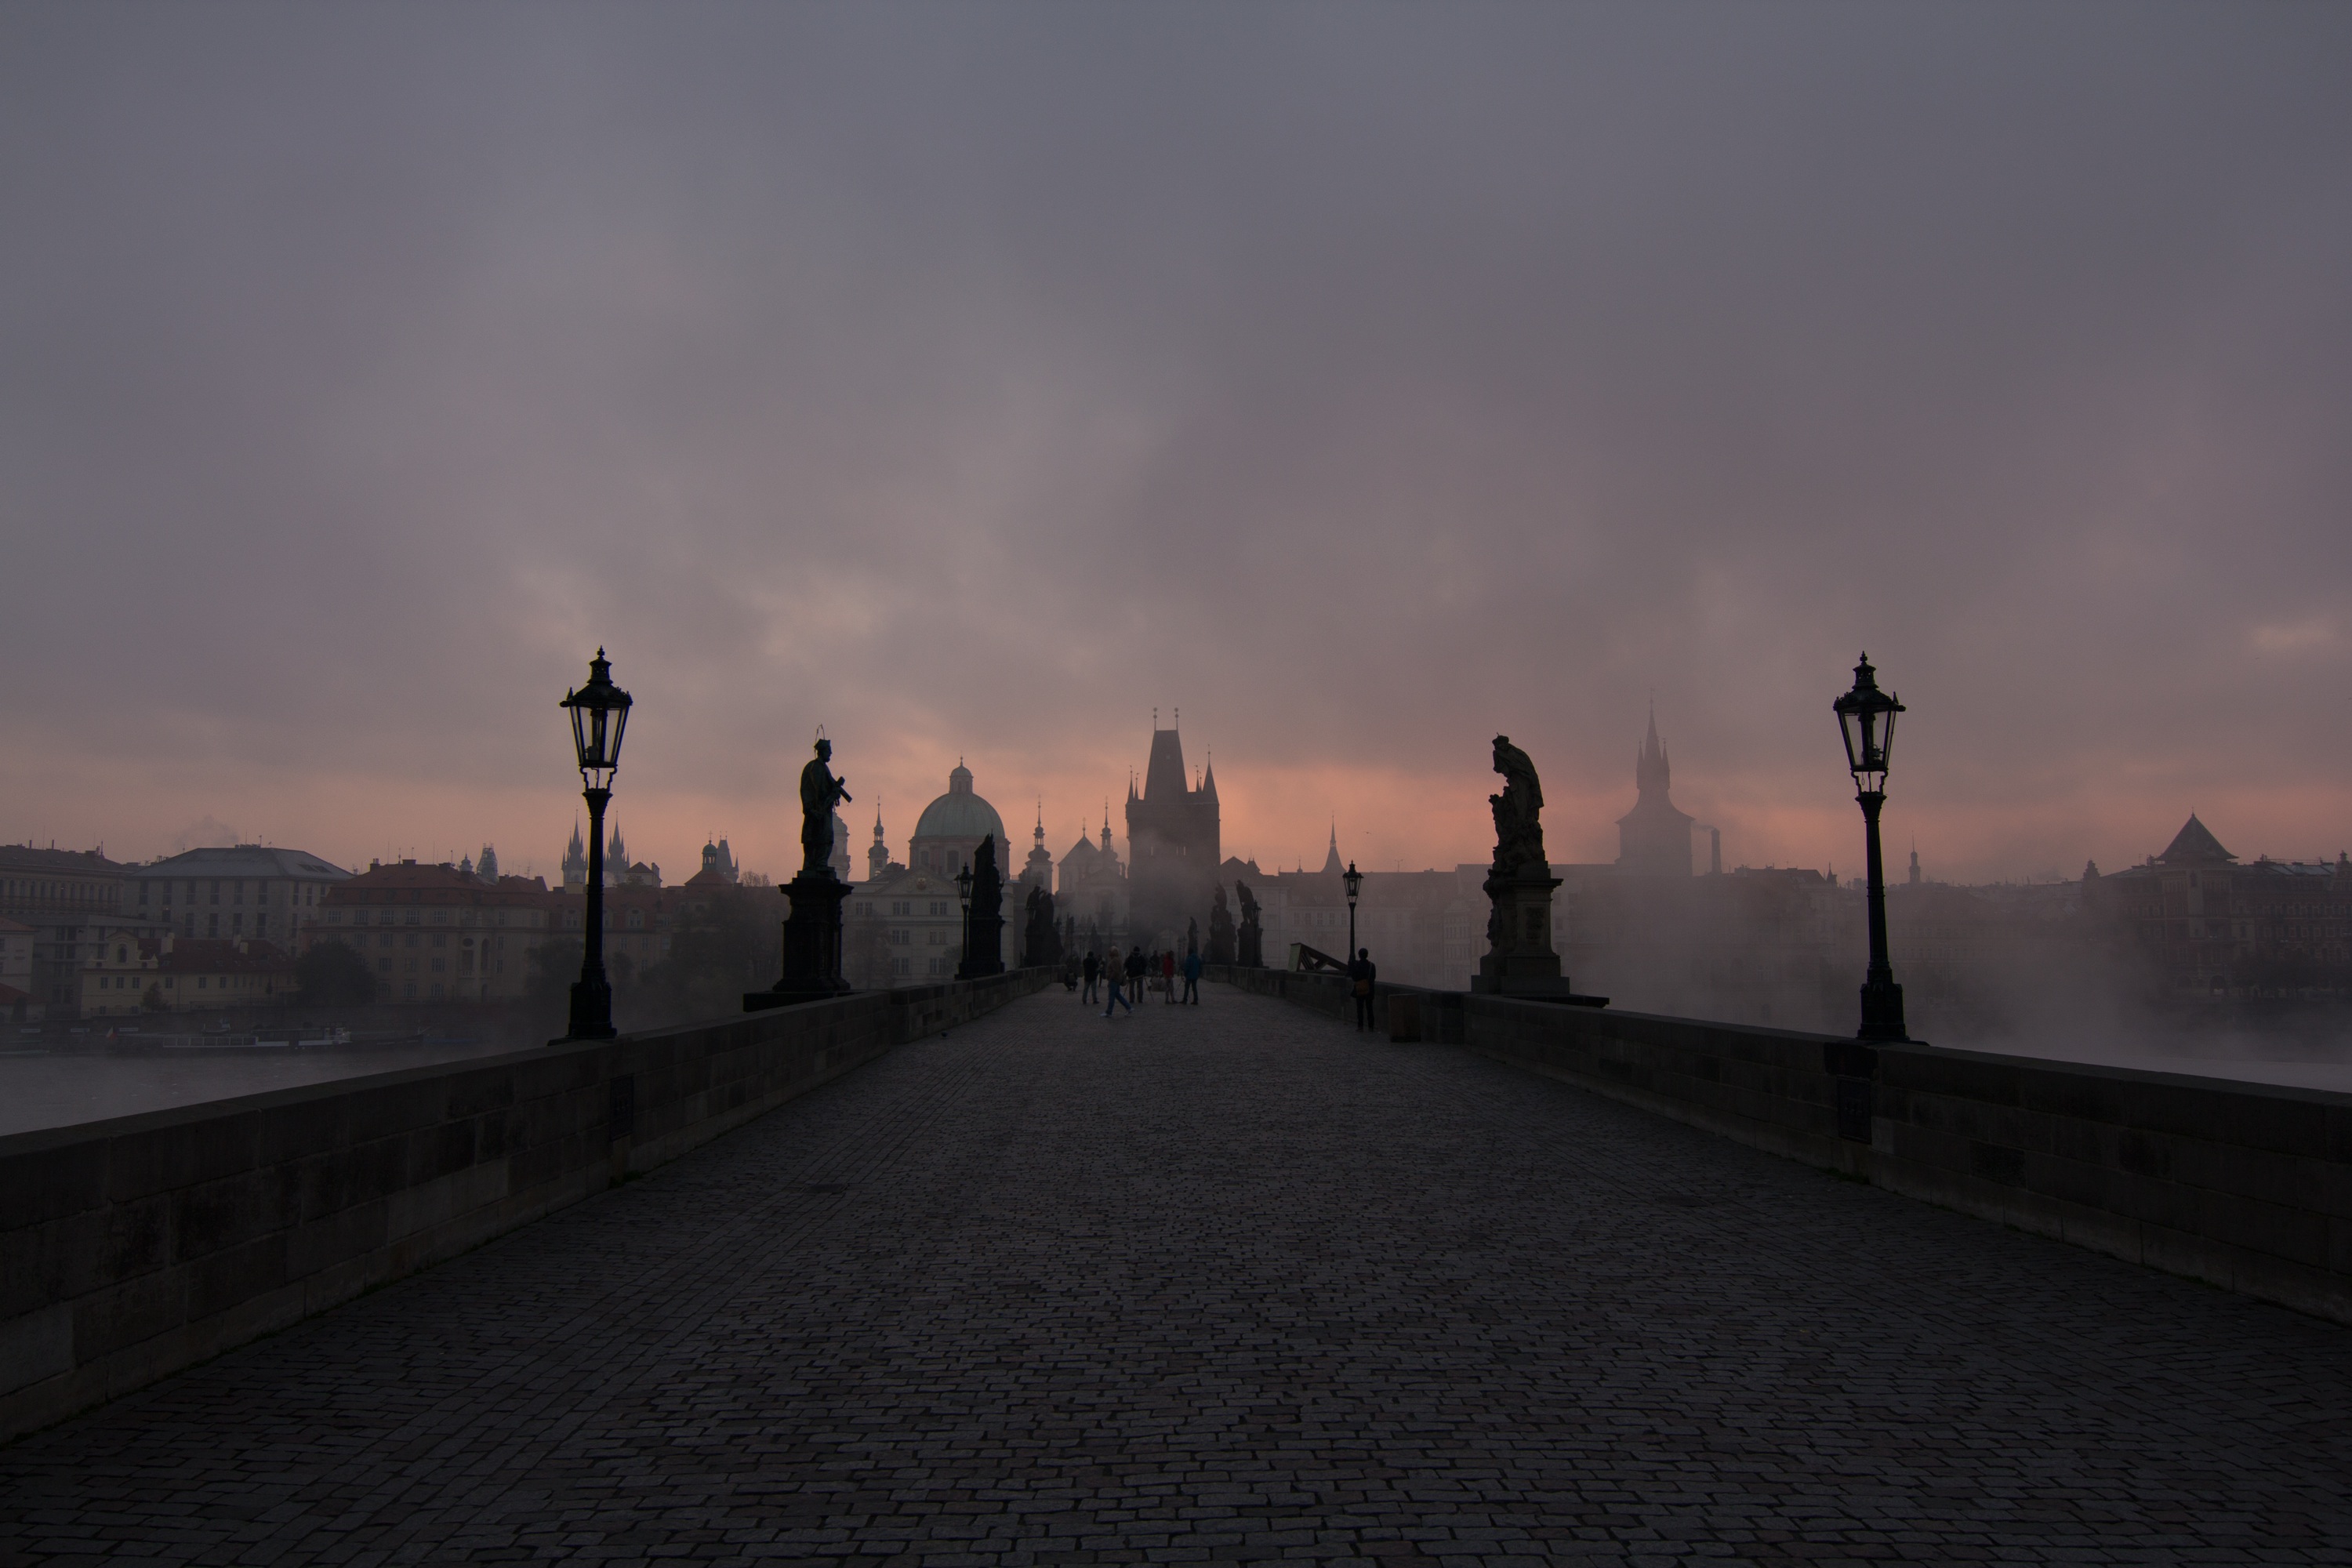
1858 978 1907 1043
559 976 617 1043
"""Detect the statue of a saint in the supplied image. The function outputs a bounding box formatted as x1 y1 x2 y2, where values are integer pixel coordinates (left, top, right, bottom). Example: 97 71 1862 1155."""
1488 734 1548 879
799 739 853 878
1236 880 1264 968
1207 884 1236 964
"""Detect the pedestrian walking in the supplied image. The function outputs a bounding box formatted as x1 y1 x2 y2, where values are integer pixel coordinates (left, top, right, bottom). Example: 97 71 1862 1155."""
1181 947 1201 1005
1347 947 1377 1032
1160 948 1177 1004
1081 950 1100 1005
1102 946 1131 1017
1124 945 1147 1003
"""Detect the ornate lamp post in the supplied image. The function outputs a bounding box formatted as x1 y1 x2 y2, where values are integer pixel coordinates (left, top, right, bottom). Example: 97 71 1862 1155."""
1342 859 1363 960
955 862 974 979
558 649 631 1041
1833 653 1907 1042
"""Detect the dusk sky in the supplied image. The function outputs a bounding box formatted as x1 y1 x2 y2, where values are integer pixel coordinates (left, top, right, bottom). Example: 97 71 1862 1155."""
5 4 2349 887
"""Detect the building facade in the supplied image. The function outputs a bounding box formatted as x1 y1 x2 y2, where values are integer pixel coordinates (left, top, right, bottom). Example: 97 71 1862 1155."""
2088 815 2352 1000
125 845 349 948
78 935 297 1018
305 860 563 1004
0 845 148 1018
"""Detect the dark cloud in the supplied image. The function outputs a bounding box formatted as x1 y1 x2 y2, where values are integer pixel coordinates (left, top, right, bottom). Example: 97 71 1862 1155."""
3 2 2348 879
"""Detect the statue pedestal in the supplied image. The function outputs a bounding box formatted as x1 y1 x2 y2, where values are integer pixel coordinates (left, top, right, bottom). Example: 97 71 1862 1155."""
957 915 1005 980
1472 869 1607 1005
744 869 853 1011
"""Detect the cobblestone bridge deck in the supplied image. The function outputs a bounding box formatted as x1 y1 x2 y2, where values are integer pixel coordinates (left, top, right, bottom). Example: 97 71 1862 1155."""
3 986 2347 1565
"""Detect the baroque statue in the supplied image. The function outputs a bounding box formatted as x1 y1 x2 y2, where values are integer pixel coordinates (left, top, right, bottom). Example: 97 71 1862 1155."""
800 738 853 878
1236 880 1264 968
1488 734 1548 879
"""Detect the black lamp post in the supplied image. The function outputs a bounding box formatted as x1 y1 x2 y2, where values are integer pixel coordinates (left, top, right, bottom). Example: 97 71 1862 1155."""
954 862 974 979
1342 859 1363 960
558 649 631 1041
1833 653 1907 1042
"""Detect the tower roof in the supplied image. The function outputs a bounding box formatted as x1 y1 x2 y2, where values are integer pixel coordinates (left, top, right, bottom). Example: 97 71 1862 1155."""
1320 825 1342 877
1143 725 1189 803
2158 814 2235 866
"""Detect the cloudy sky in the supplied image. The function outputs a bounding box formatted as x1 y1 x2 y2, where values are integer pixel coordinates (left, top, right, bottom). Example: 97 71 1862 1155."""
5 2 2348 885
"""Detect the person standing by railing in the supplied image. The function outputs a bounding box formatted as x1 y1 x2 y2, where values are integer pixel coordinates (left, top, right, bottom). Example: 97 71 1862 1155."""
1180 947 1201 1005
1081 949 1100 1005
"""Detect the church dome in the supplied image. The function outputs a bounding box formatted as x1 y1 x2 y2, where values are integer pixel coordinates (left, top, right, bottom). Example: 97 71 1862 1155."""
913 764 1007 846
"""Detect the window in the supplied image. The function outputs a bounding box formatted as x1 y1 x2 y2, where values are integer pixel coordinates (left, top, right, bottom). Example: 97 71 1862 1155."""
231 914 244 935
432 933 445 948
379 933 393 949
209 881 220 905
207 913 220 938
430 957 445 973
405 933 419 949
405 909 419 925
256 914 268 937
378 957 391 973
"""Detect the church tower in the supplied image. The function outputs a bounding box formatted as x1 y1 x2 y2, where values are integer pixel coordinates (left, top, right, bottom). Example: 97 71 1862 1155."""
1615 706 1696 877
1124 712 1221 943
867 808 891 880
1022 804 1054 892
562 821 588 891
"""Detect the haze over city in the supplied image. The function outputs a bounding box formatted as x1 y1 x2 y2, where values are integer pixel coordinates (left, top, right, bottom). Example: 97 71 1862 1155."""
5 3 2349 886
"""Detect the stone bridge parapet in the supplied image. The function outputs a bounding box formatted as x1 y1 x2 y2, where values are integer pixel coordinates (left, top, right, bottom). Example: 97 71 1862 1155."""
1210 964 2352 1327
0 969 1051 1443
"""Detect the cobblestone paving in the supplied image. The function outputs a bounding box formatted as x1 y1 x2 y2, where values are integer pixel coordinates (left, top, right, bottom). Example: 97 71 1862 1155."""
4 985 2349 1566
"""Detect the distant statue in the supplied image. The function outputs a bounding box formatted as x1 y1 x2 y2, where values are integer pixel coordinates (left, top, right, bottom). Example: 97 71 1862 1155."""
1488 734 1548 879
800 739 852 879
1236 880 1264 968
960 833 1006 978
1186 916 1200 957
1207 884 1236 964
1023 885 1061 968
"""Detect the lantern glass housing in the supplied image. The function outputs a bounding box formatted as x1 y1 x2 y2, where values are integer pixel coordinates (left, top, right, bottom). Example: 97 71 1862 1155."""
1342 860 1363 909
1832 653 1903 794
955 864 974 909
560 649 633 790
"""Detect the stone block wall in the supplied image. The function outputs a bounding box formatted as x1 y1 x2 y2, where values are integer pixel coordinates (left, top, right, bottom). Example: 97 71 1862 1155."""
1208 964 2352 1326
0 971 1047 1443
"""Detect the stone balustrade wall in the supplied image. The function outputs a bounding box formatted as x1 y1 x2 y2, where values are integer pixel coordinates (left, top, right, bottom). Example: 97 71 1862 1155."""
0 970 1049 1443
1210 964 2352 1327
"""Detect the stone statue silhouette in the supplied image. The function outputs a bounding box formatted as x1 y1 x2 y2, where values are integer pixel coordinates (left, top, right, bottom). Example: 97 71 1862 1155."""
1488 734 1548 879
799 739 852 878
961 834 1006 977
1207 884 1236 964
1236 880 1264 968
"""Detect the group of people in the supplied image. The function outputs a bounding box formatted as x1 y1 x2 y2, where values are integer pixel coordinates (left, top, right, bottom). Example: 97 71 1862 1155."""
1073 945 1202 1015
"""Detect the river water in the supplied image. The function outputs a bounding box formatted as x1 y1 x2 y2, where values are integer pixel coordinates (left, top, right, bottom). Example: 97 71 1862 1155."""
0 1038 532 1137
